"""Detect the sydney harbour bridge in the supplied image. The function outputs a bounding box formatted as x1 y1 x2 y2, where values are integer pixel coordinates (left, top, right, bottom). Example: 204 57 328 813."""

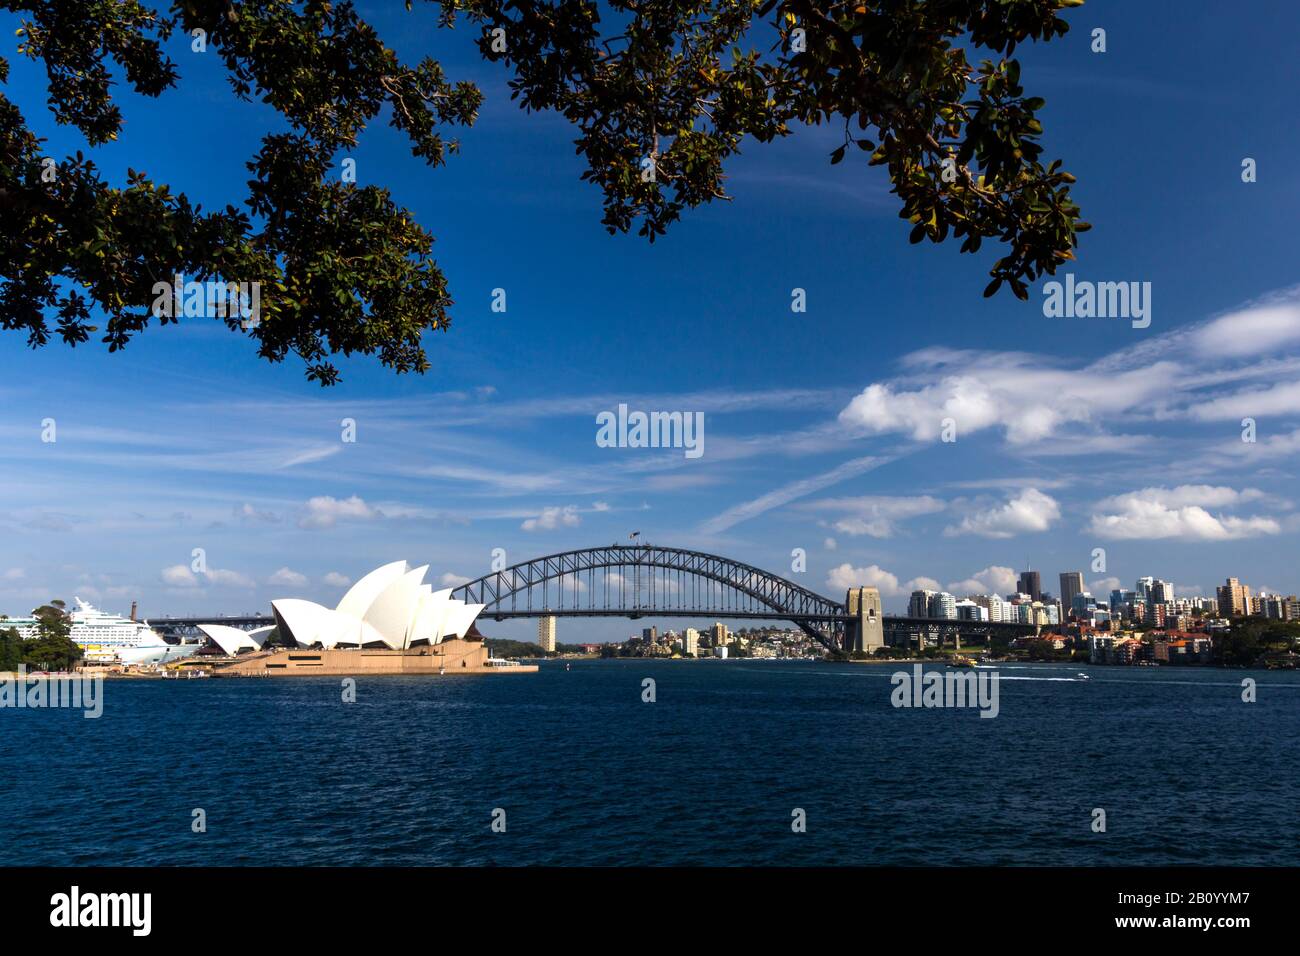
155 543 1039 652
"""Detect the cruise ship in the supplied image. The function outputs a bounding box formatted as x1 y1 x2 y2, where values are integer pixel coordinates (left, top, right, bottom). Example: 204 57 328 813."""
1 598 200 665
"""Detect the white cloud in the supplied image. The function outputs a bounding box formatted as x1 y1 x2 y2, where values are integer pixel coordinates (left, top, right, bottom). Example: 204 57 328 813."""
826 563 901 596
1188 381 1300 421
945 489 1061 538
322 571 352 588
823 537 837 551
802 494 945 538
268 567 308 588
205 568 256 588
825 564 950 598
298 495 379 529
699 455 892 534
234 502 279 524
521 505 582 532
1192 301 1300 359
838 350 1179 445
1087 485 1280 541
439 572 472 587
947 565 1019 596
1090 576 1122 595
3 568 24 581
161 565 199 588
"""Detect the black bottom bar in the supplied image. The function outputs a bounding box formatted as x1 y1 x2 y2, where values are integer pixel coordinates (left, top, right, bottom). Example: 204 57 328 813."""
5 866 1279 941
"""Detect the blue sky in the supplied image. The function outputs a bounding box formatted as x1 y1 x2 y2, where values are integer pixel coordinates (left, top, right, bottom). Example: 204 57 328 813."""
3 2 1300 640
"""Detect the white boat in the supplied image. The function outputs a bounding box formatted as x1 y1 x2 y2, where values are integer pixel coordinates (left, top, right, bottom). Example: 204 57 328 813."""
2 598 201 665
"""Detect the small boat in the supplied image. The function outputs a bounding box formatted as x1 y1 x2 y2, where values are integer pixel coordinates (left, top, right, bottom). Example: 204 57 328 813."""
947 655 977 669
1076 672 1091 680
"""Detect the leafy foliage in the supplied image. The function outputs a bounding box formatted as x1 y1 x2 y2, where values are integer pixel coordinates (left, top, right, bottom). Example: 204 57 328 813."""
18 600 85 670
0 626 22 671
3 0 1086 381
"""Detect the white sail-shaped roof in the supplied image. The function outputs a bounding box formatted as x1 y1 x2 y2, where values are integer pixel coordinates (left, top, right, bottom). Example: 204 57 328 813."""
410 588 454 645
246 625 274 648
442 602 485 640
273 599 386 649
198 623 261 656
218 562 486 653
363 565 428 650
335 560 408 620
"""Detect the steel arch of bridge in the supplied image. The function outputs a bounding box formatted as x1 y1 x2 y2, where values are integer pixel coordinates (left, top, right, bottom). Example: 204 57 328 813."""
449 544 849 648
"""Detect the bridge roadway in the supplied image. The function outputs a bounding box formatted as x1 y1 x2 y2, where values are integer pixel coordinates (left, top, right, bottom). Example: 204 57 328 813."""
151 611 1038 642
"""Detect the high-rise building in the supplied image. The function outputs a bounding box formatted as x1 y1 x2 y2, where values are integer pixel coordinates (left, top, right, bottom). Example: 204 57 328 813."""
1216 578 1250 617
973 593 1007 623
683 627 700 656
538 615 557 652
908 589 936 618
928 591 957 620
1059 572 1084 618
710 622 729 647
642 626 658 644
1018 570 1042 602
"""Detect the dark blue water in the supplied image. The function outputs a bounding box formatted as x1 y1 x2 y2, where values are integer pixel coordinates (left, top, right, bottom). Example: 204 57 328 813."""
2 661 1296 865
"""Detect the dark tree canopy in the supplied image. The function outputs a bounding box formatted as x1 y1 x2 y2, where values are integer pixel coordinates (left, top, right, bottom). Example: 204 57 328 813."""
1 0 1088 383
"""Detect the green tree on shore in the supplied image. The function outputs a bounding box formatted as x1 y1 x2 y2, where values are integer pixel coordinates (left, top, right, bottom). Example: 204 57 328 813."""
22 600 83 671
0 626 22 671
4 0 1087 383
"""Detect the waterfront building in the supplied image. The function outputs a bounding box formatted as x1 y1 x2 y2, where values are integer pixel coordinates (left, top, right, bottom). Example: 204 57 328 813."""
642 626 658 645
1059 572 1084 618
683 627 700 656
1216 577 1251 618
263 560 485 650
908 589 936 618
956 600 988 622
538 615 557 652
928 591 957 620
971 593 1008 623
710 622 729 647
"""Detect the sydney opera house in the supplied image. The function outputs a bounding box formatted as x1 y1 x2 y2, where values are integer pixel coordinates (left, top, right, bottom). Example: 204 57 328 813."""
200 561 534 676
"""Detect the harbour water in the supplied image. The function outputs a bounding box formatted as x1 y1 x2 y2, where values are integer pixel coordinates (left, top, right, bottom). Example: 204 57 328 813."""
2 660 1297 866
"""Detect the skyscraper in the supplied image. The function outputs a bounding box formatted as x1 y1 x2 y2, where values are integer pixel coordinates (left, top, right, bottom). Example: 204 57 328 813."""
1217 578 1250 617
909 589 936 618
1059 571 1084 618
538 615 557 652
1018 570 1042 602
928 591 957 620
683 627 700 656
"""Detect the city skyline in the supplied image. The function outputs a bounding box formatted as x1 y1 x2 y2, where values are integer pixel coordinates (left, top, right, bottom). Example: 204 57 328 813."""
3 6 1300 643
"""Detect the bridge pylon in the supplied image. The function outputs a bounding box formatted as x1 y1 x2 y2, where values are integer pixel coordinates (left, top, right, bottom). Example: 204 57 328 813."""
844 587 884 655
